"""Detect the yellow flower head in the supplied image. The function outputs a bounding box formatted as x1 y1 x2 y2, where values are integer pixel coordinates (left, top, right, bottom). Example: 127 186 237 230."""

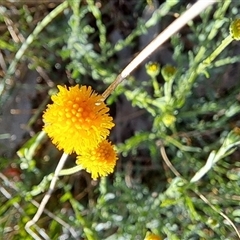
230 19 240 41
43 85 114 154
76 140 118 180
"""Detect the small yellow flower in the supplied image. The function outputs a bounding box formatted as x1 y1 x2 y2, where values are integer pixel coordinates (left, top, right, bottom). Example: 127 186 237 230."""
146 62 160 78
76 140 118 180
43 85 114 154
162 113 176 127
230 19 240 41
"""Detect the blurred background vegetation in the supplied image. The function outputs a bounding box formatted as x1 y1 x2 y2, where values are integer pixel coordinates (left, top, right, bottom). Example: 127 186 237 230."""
1 0 240 239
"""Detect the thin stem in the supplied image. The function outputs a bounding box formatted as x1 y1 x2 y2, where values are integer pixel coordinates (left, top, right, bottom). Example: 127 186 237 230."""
102 0 217 100
152 76 161 97
102 74 123 100
202 35 233 67
59 165 83 176
157 140 181 178
25 152 69 237
198 193 240 239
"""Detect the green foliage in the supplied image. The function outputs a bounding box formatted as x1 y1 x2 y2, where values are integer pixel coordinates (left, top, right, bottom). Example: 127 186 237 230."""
1 1 240 239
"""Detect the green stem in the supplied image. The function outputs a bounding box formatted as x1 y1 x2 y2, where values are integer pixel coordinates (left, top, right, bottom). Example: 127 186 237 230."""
202 35 233 67
164 77 174 101
152 77 161 97
59 165 83 176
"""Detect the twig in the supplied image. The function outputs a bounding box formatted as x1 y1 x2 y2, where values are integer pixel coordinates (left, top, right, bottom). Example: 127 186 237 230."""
198 193 240 239
25 152 69 238
157 140 181 178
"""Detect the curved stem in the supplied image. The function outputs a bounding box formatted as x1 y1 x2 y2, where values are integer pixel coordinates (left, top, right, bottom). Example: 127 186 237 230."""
59 165 83 176
25 152 69 238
